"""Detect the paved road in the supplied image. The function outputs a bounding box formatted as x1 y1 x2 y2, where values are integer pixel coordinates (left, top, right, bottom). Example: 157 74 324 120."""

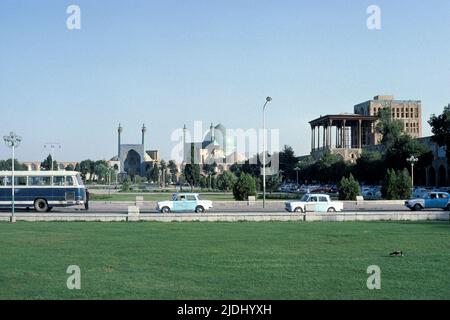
0 201 418 214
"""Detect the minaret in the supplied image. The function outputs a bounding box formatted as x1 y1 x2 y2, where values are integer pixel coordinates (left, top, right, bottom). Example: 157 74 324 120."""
141 123 147 148
183 124 187 163
210 122 215 142
117 123 123 159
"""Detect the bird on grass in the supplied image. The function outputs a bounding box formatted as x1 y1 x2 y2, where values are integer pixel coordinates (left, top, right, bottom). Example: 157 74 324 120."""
389 251 404 257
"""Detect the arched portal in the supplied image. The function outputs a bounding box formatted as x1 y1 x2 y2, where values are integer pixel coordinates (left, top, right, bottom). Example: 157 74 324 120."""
438 165 447 187
124 150 141 177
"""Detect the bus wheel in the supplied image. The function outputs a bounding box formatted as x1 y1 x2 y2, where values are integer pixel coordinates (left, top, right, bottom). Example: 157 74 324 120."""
34 199 48 213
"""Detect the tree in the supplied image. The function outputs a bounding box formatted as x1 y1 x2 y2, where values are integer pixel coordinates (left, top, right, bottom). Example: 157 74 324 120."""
397 169 412 199
232 173 256 201
79 160 94 181
381 169 398 200
376 108 404 148
279 145 298 181
160 160 167 187
94 160 109 182
429 104 450 164
148 163 160 184
184 164 200 189
384 135 429 172
168 160 178 184
65 164 75 171
40 154 58 171
0 159 27 171
121 176 132 192
354 151 385 184
338 174 360 200
266 175 282 193
203 162 217 188
216 171 237 192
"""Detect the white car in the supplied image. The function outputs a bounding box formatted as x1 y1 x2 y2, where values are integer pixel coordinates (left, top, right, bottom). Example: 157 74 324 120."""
156 193 213 213
285 194 344 213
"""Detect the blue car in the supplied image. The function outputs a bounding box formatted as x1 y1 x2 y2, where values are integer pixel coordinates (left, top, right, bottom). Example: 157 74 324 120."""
405 191 450 211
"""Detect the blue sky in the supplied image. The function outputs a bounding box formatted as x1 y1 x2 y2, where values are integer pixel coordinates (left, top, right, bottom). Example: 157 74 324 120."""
1 0 449 162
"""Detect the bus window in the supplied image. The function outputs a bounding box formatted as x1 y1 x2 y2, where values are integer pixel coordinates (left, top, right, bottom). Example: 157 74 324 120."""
29 176 51 186
66 176 75 186
0 176 5 186
16 177 27 186
53 176 65 186
5 177 25 185
76 174 83 186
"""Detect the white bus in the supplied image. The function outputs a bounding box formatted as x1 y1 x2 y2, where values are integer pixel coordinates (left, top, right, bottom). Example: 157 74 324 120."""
0 171 86 212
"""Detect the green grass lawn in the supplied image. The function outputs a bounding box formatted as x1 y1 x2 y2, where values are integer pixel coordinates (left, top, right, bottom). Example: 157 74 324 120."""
0 221 449 299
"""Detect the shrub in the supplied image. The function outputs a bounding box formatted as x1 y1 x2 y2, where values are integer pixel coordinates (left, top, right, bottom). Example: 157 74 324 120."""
121 177 132 192
338 174 360 200
232 173 257 201
216 171 237 192
381 169 399 200
397 169 412 199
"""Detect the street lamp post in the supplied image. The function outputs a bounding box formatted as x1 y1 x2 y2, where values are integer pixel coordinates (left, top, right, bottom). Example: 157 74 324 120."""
3 132 22 223
262 96 272 208
294 167 300 186
407 156 419 189
44 143 61 171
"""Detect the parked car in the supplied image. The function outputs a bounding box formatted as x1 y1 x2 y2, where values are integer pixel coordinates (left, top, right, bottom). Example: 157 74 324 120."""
156 193 213 213
405 191 450 211
311 187 332 194
285 194 344 213
362 186 382 200
412 187 429 199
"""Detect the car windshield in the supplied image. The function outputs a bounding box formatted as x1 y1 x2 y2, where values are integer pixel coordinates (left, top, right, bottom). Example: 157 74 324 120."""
300 194 309 201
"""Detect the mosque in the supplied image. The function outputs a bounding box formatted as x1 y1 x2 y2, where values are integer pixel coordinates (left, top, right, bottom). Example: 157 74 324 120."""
110 124 160 177
183 123 247 172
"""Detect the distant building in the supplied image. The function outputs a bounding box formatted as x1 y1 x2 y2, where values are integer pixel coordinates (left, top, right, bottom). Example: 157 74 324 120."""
417 137 448 187
309 95 423 163
354 95 422 141
183 123 247 173
112 124 160 177
22 161 78 171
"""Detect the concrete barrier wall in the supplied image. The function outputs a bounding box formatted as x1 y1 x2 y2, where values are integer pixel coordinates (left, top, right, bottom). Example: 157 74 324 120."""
1 212 448 222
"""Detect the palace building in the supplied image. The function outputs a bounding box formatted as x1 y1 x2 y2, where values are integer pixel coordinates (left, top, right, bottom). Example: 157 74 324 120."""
309 95 422 163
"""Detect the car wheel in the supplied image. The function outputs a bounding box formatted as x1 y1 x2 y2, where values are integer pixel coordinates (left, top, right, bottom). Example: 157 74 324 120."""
195 206 205 213
294 207 303 213
161 206 170 213
327 207 336 212
34 199 48 213
413 204 422 211
445 204 450 211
